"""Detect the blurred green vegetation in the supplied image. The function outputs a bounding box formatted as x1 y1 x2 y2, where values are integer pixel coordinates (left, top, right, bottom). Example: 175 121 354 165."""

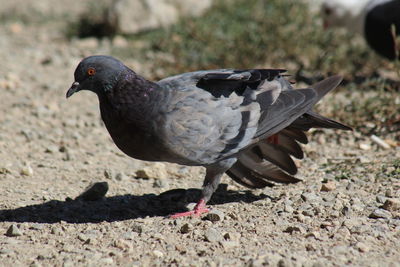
117 0 381 79
69 0 400 135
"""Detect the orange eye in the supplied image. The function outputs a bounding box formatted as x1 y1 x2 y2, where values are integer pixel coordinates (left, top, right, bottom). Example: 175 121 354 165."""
87 67 96 76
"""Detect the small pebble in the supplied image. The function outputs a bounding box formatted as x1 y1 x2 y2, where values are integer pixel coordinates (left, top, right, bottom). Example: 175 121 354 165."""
152 250 164 258
284 204 294 213
99 257 114 264
302 209 314 217
151 233 165 240
335 227 351 238
83 238 93 245
221 240 239 250
355 242 369 252
382 198 400 211
283 226 305 234
51 227 63 235
206 210 225 222
135 163 168 179
342 218 360 228
305 231 321 240
6 224 23 237
321 181 336 192
277 258 289 267
305 243 316 251
75 182 108 201
341 206 350 216
153 178 168 188
114 239 133 250
44 145 58 154
62 152 72 161
0 167 11 174
223 232 241 241
20 163 34 176
385 189 394 198
62 259 74 267
301 192 319 202
376 195 387 204
132 223 143 234
369 209 392 219
30 261 42 267
295 214 306 223
357 156 370 164
115 172 129 181
121 231 137 240
77 234 88 242
359 143 371 150
180 223 193 234
204 228 223 242
346 183 355 191
104 169 115 179
330 210 340 218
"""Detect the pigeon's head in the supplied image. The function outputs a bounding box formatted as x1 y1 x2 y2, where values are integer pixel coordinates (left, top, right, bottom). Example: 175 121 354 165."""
66 55 125 98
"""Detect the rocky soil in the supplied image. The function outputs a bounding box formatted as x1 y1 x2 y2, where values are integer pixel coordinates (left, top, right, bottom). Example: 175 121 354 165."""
1 1 400 266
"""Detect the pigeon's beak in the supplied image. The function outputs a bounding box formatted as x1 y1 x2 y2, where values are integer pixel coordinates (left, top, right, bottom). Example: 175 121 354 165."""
66 82 80 98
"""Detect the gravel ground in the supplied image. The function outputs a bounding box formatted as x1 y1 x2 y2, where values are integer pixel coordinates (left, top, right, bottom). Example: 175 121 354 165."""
1 3 400 267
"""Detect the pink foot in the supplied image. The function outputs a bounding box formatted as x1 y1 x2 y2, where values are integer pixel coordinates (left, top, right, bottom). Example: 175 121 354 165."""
169 199 210 219
267 134 279 145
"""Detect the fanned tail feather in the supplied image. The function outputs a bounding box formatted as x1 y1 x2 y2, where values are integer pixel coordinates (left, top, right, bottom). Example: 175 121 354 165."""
226 75 351 189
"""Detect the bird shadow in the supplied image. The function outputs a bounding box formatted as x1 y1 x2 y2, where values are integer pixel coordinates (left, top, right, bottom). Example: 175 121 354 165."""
0 184 271 224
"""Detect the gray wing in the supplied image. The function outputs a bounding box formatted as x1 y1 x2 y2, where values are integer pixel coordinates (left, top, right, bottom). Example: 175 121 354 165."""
158 88 259 165
156 69 319 166
157 70 260 165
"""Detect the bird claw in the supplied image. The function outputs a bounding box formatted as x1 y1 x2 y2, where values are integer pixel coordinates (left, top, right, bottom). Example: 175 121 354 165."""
169 199 210 219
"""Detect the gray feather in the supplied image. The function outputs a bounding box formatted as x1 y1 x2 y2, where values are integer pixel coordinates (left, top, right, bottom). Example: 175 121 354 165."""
226 160 275 188
280 128 308 144
256 142 297 175
255 89 317 139
311 75 343 103
271 134 304 159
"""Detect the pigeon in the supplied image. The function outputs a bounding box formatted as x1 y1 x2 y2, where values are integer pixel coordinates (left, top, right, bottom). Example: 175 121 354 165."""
66 55 351 218
321 0 400 60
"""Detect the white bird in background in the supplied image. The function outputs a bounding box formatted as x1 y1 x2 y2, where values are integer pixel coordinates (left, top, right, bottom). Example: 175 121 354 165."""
321 0 400 60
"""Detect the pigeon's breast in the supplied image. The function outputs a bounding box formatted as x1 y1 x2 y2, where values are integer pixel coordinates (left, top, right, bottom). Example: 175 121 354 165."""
108 121 153 160
98 101 163 161
104 119 203 164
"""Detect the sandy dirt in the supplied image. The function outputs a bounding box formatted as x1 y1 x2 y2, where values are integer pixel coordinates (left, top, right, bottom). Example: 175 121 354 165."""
0 2 400 266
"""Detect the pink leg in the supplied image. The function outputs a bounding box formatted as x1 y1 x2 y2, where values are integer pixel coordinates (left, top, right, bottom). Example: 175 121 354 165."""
169 198 210 219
